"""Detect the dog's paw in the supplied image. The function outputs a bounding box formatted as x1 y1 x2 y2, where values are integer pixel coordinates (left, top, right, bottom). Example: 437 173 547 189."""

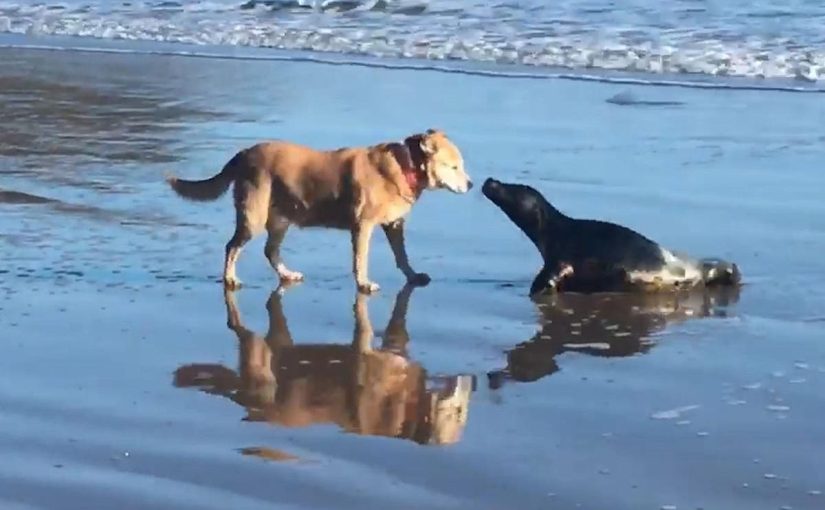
278 269 304 282
275 279 302 296
407 272 431 286
357 281 380 294
223 277 243 290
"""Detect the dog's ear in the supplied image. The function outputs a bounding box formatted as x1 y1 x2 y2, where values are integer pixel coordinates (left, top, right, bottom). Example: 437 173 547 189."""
403 134 425 154
425 128 444 135
419 131 438 155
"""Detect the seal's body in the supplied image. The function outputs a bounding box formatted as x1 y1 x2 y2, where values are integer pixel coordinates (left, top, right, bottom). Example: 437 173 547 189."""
481 178 741 296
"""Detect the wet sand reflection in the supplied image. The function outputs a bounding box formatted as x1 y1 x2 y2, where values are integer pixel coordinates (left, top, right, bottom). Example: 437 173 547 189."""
0 48 227 188
488 287 741 388
174 284 475 446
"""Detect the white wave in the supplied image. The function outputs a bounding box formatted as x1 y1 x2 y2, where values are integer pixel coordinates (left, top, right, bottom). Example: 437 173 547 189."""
1 0 825 82
4 36 825 95
651 404 700 420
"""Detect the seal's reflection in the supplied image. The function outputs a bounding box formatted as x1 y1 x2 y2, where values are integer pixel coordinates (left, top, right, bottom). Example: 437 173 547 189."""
174 284 475 446
488 287 741 389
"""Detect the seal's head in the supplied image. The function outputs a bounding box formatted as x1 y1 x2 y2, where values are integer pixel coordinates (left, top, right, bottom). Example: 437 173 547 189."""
482 178 553 245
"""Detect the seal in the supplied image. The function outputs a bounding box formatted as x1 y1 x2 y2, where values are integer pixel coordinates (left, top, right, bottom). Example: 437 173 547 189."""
481 178 741 296
486 285 740 389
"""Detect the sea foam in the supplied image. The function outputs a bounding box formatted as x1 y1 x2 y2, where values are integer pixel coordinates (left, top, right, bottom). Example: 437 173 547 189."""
1 0 824 82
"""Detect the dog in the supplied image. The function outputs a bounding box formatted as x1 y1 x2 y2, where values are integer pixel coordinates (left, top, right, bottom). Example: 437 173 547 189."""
166 129 472 292
481 178 742 296
487 285 740 389
173 285 475 446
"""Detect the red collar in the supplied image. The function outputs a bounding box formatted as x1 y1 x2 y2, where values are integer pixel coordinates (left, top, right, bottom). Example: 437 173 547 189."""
390 138 428 199
402 165 424 197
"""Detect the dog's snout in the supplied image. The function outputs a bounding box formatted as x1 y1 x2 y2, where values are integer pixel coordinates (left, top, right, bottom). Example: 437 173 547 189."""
467 180 474 191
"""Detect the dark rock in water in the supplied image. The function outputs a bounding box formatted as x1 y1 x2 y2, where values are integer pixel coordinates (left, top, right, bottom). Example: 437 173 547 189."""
371 0 390 11
240 0 311 11
240 0 272 10
0 189 56 205
321 0 362 12
395 3 427 15
606 90 685 107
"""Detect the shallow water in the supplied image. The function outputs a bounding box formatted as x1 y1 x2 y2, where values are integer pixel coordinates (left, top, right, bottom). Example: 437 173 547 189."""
1 43 824 509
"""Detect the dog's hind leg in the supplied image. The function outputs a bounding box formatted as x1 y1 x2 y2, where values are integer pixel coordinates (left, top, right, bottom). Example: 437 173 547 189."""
224 177 270 289
352 223 379 294
265 214 303 283
224 218 252 290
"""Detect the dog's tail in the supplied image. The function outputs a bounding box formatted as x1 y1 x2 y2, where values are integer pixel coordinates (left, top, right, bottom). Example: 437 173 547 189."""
166 151 244 202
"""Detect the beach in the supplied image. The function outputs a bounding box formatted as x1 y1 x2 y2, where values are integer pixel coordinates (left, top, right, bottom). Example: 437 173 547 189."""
1 33 824 510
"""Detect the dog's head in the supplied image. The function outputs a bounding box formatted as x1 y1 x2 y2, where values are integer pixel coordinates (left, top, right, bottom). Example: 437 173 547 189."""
406 129 472 194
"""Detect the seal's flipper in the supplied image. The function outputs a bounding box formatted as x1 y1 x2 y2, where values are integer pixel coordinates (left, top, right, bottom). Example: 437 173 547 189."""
529 263 574 296
700 258 742 286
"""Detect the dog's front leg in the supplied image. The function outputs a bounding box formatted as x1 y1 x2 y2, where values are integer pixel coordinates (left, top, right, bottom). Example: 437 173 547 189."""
383 220 431 286
352 223 380 294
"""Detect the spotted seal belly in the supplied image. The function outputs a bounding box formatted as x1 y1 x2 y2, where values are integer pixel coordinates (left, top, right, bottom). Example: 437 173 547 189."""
632 249 741 286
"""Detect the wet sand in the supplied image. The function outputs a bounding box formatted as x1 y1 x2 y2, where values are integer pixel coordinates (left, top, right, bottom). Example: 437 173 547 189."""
1 43 824 510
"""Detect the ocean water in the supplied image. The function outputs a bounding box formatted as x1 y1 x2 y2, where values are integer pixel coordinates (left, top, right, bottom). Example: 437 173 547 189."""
1 0 825 83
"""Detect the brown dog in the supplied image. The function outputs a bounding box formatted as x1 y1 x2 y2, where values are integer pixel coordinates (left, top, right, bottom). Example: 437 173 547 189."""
173 285 475 446
166 129 472 292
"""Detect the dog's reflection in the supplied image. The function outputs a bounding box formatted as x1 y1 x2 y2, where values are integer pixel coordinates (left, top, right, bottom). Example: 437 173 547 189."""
488 286 740 389
174 284 474 446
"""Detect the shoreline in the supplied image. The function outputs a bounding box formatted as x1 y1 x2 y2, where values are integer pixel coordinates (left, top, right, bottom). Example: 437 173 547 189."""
2 32 824 94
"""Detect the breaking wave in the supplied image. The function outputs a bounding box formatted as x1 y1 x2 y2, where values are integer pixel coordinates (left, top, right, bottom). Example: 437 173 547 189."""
1 0 824 83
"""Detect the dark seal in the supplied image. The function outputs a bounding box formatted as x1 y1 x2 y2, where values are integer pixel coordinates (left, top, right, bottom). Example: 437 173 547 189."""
481 178 741 296
486 286 740 389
